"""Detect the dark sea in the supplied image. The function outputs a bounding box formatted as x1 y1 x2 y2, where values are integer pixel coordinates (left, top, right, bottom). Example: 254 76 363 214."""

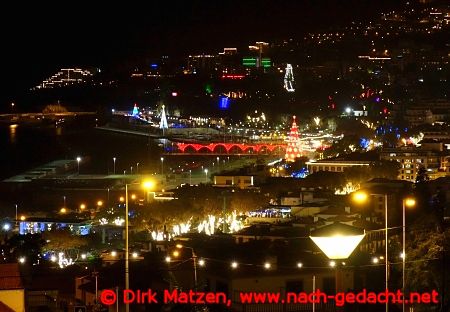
0 117 163 180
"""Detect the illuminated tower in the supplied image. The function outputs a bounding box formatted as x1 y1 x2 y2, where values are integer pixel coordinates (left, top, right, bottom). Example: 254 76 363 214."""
159 105 168 134
285 116 302 162
284 64 295 92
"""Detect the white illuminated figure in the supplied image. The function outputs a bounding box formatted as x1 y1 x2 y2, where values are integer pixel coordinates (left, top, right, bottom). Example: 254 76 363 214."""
284 64 295 92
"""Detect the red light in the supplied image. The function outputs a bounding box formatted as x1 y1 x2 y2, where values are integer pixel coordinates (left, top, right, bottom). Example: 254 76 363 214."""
176 143 286 153
383 108 388 114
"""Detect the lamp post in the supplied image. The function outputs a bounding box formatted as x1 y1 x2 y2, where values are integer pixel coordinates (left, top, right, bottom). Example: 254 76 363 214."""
136 162 140 174
175 244 199 290
113 157 117 174
310 223 365 300
125 180 154 312
402 197 416 312
189 170 192 185
160 157 164 175
353 191 389 312
76 157 81 174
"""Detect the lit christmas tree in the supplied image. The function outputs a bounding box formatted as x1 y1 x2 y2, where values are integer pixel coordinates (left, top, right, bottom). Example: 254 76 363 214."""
285 115 302 162
132 103 139 116
159 105 168 135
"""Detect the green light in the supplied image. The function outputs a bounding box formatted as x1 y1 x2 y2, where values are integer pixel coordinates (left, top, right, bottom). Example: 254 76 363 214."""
205 83 212 94
242 57 257 67
261 58 271 68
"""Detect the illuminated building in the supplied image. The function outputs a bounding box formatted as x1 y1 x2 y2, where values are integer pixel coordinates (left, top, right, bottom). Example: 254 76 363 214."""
380 143 450 182
33 68 97 89
186 54 216 74
306 160 372 174
285 116 302 162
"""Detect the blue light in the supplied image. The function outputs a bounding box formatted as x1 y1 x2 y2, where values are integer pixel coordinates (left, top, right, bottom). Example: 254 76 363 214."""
150 64 158 68
360 138 370 149
292 168 308 178
219 96 230 110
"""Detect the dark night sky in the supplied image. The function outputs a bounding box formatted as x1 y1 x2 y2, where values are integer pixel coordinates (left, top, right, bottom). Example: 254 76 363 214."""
1 0 402 105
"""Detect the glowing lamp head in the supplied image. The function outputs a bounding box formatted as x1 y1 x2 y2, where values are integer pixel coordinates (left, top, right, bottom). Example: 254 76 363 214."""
172 250 180 257
198 259 205 266
111 251 117 257
264 262 271 269
76 157 81 162
175 244 183 249
97 200 103 207
20 215 26 221
119 196 125 202
142 180 154 190
60 207 67 214
131 194 136 200
165 256 171 263
231 261 238 269
352 191 368 204
81 254 87 260
310 223 365 260
404 198 416 208
80 204 86 210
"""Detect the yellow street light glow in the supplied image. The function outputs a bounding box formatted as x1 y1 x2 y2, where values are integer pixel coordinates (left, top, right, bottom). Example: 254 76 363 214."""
20 215 26 221
198 259 205 266
297 262 303 268
80 204 86 210
175 244 183 249
165 256 171 263
264 262 271 269
310 234 365 260
143 180 154 190
352 191 368 203
131 194 136 200
119 196 125 202
60 207 67 214
231 261 238 269
404 198 416 208
97 200 103 207
329 261 336 267
132 252 138 258
111 251 117 257
372 257 379 264
172 250 180 257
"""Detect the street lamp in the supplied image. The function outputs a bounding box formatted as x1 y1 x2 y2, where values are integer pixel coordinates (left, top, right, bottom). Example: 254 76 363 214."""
175 244 200 290
113 157 116 174
402 197 415 312
76 157 81 174
125 179 154 312
204 168 208 183
160 157 164 175
136 162 140 174
352 191 389 312
189 170 192 185
310 223 365 296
